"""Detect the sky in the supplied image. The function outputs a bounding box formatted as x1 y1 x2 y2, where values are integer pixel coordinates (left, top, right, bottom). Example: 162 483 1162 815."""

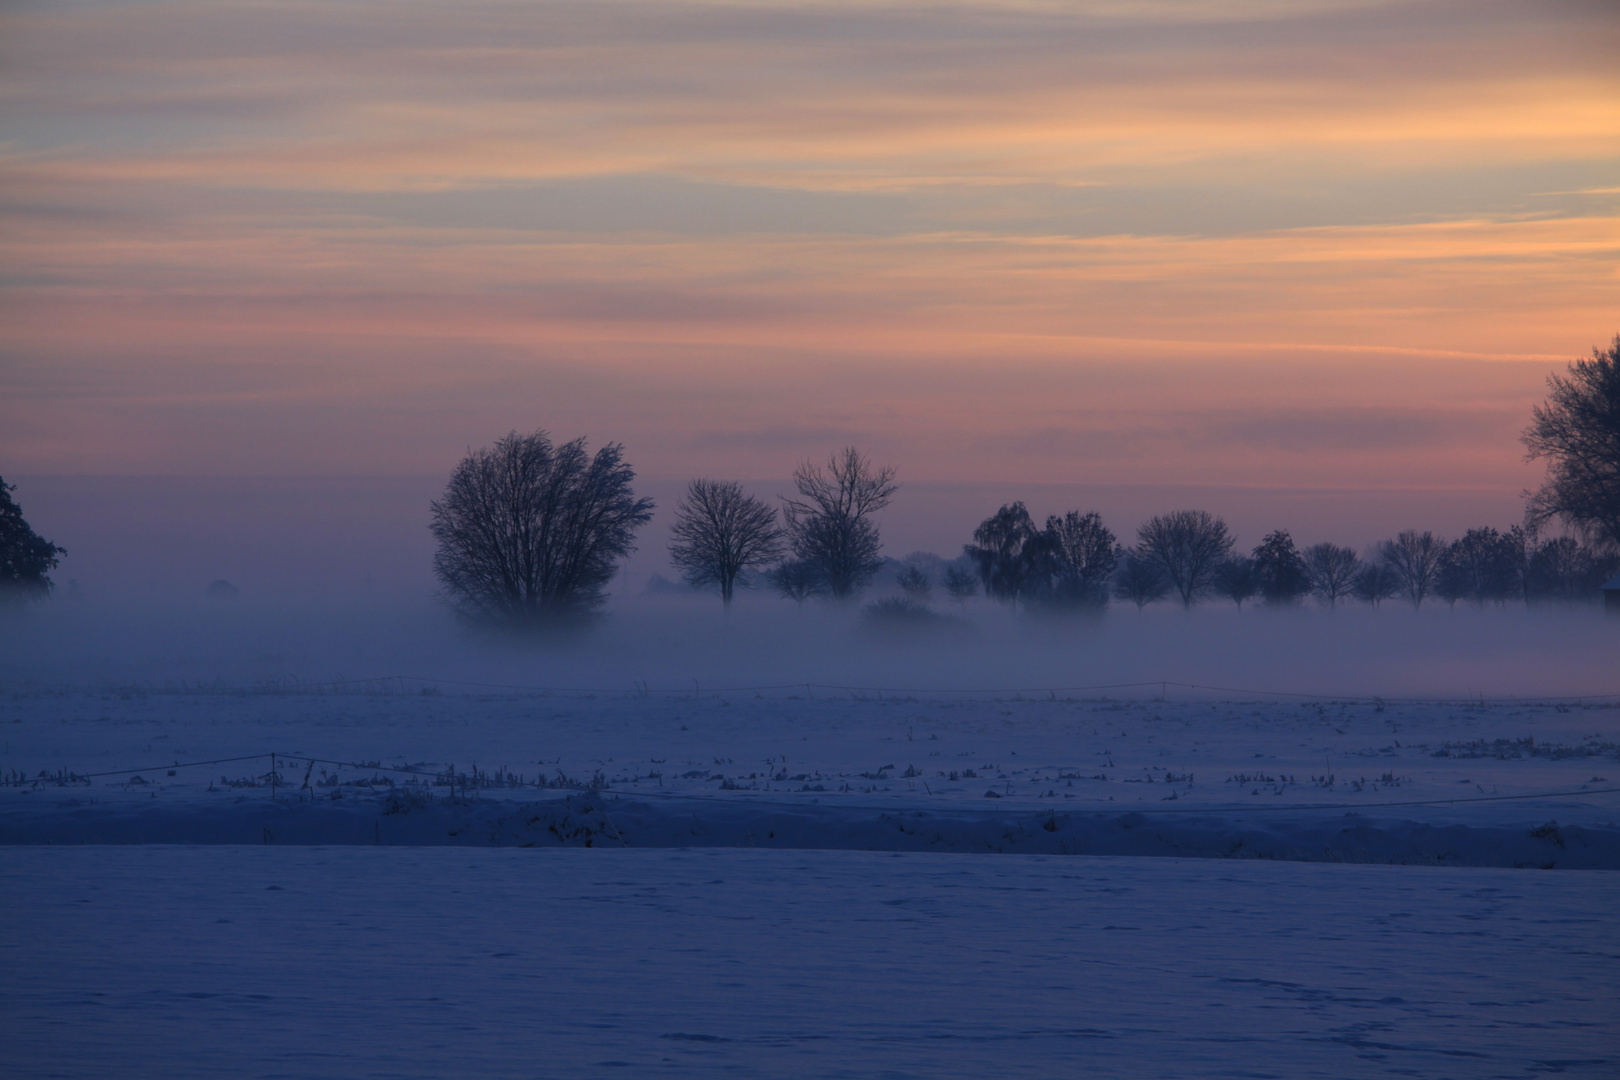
2 0 1618 572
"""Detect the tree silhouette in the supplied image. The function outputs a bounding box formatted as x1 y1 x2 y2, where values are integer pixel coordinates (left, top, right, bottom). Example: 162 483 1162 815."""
1352 559 1400 607
781 447 897 600
896 564 932 601
964 502 1046 608
1379 530 1445 609
429 431 653 627
1112 552 1169 609
1212 556 1258 609
1135 510 1233 607
1523 335 1620 551
669 480 785 607
1252 530 1309 605
942 565 978 609
768 559 828 606
0 477 66 604
1038 511 1119 609
1303 543 1360 607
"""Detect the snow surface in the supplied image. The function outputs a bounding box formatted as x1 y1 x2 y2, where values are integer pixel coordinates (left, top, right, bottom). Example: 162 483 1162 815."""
4 690 1617 867
5 613 1619 1078
4 847 1614 1079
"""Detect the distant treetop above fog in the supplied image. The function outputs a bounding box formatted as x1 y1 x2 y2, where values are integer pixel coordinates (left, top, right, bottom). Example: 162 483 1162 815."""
0 476 66 605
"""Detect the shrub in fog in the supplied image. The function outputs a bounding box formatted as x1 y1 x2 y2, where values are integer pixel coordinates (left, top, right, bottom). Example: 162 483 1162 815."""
1523 335 1620 552
769 559 829 606
1212 555 1258 609
1135 510 1233 607
781 447 897 600
1252 530 1309 605
942 565 979 609
1114 551 1170 610
0 477 66 605
862 595 944 627
668 479 785 608
1378 530 1446 609
429 431 654 628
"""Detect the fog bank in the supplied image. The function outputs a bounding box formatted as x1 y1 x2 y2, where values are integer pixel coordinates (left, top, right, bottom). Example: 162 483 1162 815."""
4 590 1614 701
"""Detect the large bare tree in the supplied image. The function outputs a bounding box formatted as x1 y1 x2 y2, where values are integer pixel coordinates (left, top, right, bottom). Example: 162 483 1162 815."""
429 431 654 627
1523 335 1620 552
668 479 785 607
781 447 898 599
1135 510 1233 607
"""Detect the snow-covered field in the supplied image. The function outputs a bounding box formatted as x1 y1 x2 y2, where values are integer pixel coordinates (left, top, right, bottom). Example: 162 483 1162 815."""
4 604 1618 1077
5 846 1616 1079
3 689 1617 866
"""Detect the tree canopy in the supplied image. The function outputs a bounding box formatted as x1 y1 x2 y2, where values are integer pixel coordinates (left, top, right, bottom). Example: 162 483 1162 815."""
1523 335 1620 551
0 477 66 604
781 447 897 599
429 431 653 627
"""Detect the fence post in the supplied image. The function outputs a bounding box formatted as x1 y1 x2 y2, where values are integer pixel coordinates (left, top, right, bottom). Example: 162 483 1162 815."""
270 752 276 801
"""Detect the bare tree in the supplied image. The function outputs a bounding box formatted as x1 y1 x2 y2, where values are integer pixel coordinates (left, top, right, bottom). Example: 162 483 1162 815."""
1379 530 1445 609
1114 552 1170 610
942 565 978 609
1352 559 1400 607
1040 510 1119 608
1442 527 1522 605
1212 556 1258 609
1303 543 1360 607
768 559 828 606
1523 335 1620 551
668 480 784 607
1135 510 1234 607
781 447 898 599
1525 534 1617 602
429 431 654 627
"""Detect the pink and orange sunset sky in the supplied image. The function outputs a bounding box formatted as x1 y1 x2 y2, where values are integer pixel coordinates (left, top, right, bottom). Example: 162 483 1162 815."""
3 0 1618 506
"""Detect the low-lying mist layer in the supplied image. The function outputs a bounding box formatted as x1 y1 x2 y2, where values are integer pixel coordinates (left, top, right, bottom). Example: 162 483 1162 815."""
4 591 1615 699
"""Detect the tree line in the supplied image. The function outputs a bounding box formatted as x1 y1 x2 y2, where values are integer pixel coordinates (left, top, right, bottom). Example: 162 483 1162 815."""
954 507 1616 613
415 335 1617 626
7 336 1612 620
